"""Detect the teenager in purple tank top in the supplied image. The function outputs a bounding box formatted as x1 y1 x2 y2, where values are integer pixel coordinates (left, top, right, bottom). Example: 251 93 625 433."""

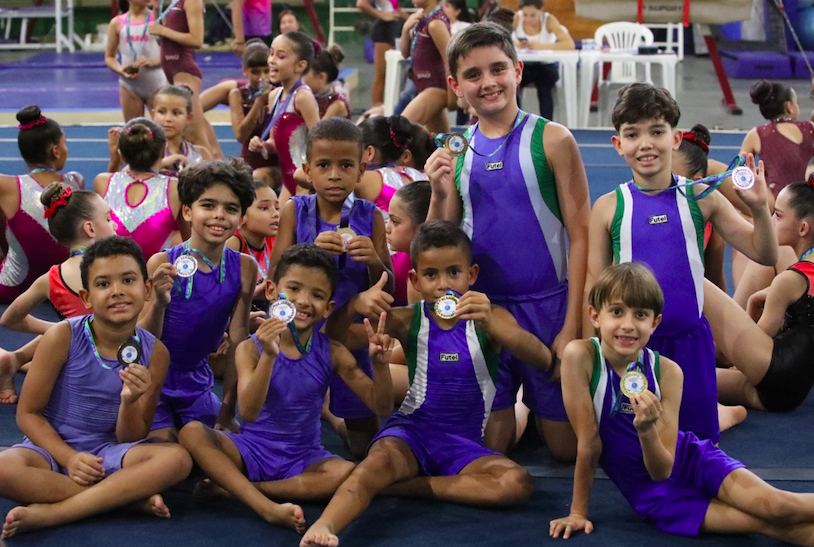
179 244 394 532
554 263 814 544
141 159 257 440
587 84 778 444
271 117 393 460
0 237 191 540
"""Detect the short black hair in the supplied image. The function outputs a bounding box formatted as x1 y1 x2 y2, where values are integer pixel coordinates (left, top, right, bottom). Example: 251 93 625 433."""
410 220 472 268
273 243 337 297
178 158 256 214
80 236 147 291
611 83 680 130
306 117 364 161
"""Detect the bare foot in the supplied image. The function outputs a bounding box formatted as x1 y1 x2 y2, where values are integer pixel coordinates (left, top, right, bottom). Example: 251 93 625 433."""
144 494 171 518
0 350 19 404
2 505 49 539
300 520 339 547
263 502 306 534
718 403 747 432
192 479 232 502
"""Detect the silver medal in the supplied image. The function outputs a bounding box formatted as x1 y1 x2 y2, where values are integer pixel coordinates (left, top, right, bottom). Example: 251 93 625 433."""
731 166 755 190
269 299 297 324
174 254 198 278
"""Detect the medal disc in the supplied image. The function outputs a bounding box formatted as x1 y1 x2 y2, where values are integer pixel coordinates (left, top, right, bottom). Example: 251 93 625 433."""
434 294 459 319
174 254 198 278
117 338 142 367
731 166 755 190
445 133 469 156
270 299 297 324
620 370 648 398
337 227 356 251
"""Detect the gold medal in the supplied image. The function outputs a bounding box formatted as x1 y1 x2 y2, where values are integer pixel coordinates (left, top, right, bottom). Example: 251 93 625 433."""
337 227 356 251
445 133 469 156
434 292 459 319
620 370 648 398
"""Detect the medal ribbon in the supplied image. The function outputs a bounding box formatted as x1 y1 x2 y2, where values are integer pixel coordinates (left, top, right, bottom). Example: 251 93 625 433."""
801 247 814 261
609 350 646 415
410 6 445 59
276 294 312 354
179 240 226 299
437 110 527 158
125 10 152 61
632 155 746 202
84 316 141 370
155 0 182 24
30 167 57 175
69 249 85 258
260 80 304 141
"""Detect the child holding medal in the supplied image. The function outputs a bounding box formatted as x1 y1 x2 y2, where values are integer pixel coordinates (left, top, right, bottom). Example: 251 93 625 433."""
300 221 550 547
551 262 814 544
0 184 119 404
425 23 591 461
585 83 778 443
271 117 394 459
179 244 394 532
105 0 167 122
0 236 192 540
704 179 814 412
140 158 257 440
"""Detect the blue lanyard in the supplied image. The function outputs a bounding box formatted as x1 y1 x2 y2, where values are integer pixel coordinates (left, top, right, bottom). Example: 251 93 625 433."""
125 11 151 60
274 294 312 354
177 240 226 299
69 249 85 258
240 233 269 278
84 316 140 370
438 110 526 158
155 0 182 23
801 247 814 261
410 6 444 58
261 80 304 141
632 155 746 201
30 167 57 175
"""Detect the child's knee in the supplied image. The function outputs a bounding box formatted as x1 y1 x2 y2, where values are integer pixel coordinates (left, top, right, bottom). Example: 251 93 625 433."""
177 420 213 449
761 490 804 522
497 466 534 505
161 444 194 478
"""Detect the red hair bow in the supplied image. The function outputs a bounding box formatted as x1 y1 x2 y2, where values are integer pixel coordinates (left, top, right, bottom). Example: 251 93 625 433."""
43 186 71 219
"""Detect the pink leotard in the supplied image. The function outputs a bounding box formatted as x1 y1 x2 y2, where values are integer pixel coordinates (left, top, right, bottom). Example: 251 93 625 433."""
0 175 69 303
104 171 176 259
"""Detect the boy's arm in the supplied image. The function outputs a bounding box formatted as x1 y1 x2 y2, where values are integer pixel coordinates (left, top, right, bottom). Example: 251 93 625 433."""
235 319 285 422
137 252 173 337
707 156 777 266
755 270 806 337
16 323 95 480
0 273 59 334
550 340 601 538
545 123 591 360
268 199 297 280
330 316 394 417
218 255 259 430
116 339 170 442
457 293 552 370
350 209 395 294
583 193 615 336
634 357 681 482
426 147 463 223
324 273 395 348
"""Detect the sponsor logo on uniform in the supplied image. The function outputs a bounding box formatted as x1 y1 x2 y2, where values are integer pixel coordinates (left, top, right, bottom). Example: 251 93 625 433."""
439 353 459 362
621 402 635 414
485 161 503 171
648 214 668 225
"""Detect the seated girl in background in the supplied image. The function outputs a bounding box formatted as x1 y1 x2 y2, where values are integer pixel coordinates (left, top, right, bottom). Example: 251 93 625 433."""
303 44 351 120
153 85 213 176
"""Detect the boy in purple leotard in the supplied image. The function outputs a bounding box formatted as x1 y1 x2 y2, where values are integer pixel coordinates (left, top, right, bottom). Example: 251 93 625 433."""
141 158 258 440
0 236 191 539
178 244 394 533
551 262 814 544
300 221 551 547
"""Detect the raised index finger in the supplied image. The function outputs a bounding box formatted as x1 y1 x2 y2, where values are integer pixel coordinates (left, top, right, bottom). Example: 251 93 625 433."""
377 311 387 335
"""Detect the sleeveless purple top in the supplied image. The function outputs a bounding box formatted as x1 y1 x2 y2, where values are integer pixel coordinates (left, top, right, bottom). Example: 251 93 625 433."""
292 194 376 311
161 244 242 374
34 316 155 451
240 331 333 446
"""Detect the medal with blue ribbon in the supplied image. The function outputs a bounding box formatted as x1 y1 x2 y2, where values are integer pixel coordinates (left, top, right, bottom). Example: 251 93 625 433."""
174 241 226 299
633 155 749 201
434 111 527 158
610 351 648 414
85 316 143 370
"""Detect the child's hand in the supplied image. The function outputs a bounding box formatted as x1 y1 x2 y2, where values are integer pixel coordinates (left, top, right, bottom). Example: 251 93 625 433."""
214 415 240 433
404 9 424 30
549 513 593 539
248 136 263 152
456 291 492 328
151 262 176 306
67 452 105 486
425 147 456 195
120 364 151 403
315 230 344 255
347 235 379 265
148 22 166 37
256 316 288 356
108 127 121 160
249 310 267 333
161 154 188 171
365 312 394 367
353 273 394 317
631 390 662 432
214 334 230 356
746 288 768 322
733 154 768 211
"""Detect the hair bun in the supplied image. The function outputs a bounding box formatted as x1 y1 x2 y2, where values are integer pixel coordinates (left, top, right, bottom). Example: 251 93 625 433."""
17 105 42 125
